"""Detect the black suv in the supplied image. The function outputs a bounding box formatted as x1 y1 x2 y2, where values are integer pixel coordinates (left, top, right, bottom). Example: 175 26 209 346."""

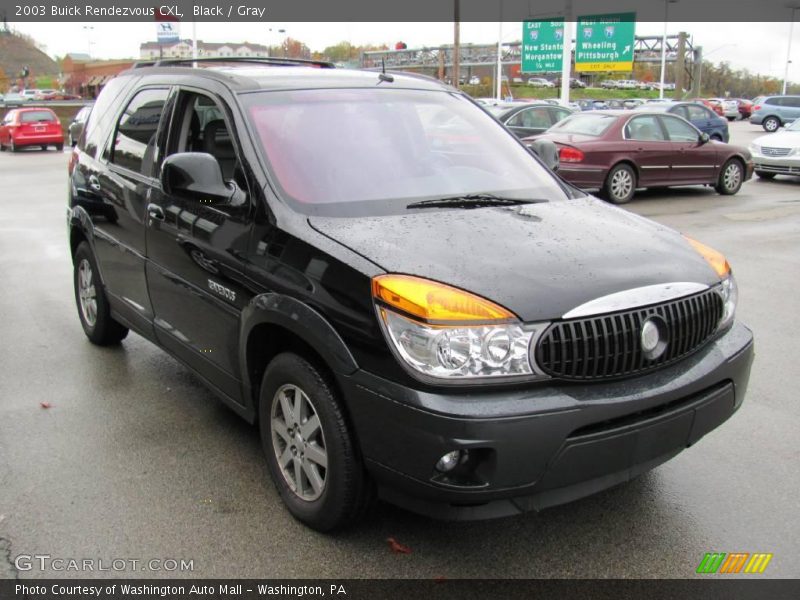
67 58 754 531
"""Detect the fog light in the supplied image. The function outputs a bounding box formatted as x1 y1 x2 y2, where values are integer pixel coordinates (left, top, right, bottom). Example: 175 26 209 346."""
436 450 465 472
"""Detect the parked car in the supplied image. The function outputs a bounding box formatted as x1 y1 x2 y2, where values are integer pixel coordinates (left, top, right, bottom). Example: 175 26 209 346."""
512 77 524 84
576 99 608 111
600 80 618 89
605 99 627 111
68 105 92 146
736 99 753 119
690 98 725 117
710 98 740 121
527 77 555 88
20 90 39 102
615 80 638 90
1 92 25 106
0 107 64 151
623 99 645 110
524 111 752 203
749 118 800 178
749 95 800 132
41 91 82 101
634 102 730 142
34 89 58 100
486 101 574 138
66 59 753 532
468 76 481 85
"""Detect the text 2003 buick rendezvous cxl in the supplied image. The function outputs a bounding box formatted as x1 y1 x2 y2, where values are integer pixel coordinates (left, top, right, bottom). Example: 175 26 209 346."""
67 58 754 531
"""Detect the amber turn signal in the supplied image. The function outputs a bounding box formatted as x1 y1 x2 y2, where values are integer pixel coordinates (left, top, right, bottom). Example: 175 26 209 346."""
372 275 515 322
684 236 731 278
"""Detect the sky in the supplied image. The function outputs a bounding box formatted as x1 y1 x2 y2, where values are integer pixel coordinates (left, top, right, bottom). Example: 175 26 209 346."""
10 21 800 80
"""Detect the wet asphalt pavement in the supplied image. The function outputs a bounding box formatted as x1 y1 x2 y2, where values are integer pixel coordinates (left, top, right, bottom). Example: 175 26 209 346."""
0 120 798 579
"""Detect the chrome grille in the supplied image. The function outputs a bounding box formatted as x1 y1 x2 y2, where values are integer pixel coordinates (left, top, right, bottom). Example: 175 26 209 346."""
536 288 724 380
761 147 792 157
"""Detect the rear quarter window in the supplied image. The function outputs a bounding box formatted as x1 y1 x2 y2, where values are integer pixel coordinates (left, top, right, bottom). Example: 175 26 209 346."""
80 76 137 158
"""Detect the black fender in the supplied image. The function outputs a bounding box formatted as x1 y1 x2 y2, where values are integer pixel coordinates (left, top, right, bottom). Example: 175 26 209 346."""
238 293 359 421
67 205 108 285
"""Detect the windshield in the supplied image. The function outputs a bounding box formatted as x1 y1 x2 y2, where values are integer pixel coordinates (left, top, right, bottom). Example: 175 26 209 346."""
785 119 800 131
20 110 56 122
549 113 616 136
242 88 568 216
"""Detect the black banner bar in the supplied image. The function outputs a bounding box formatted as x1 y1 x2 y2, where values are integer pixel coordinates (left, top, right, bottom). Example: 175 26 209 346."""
1 0 799 23
2 579 800 600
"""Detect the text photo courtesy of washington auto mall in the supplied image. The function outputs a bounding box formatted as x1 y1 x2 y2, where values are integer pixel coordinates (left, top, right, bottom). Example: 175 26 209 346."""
0 0 799 598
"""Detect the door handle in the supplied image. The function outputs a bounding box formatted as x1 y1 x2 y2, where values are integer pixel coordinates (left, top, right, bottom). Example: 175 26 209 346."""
147 203 165 221
88 175 101 192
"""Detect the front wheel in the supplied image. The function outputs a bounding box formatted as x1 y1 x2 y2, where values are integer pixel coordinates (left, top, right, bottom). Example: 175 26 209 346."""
73 242 129 345
755 170 776 180
259 353 372 532
601 163 637 204
716 159 744 195
763 117 780 132
9 138 17 152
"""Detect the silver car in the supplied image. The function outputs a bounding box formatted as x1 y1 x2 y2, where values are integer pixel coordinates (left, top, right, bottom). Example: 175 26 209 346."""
749 119 800 178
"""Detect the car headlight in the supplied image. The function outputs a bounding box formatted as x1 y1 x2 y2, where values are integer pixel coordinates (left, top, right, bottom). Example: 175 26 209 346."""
373 274 548 381
749 143 761 155
717 274 738 331
684 236 737 331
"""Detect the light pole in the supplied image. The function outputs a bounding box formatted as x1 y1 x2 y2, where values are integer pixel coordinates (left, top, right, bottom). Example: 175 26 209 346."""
659 0 679 100
783 7 798 95
496 0 503 100
82 25 94 58
268 27 286 58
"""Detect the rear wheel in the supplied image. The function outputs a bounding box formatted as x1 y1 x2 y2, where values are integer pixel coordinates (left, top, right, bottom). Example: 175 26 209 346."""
259 353 372 532
73 242 129 345
763 116 780 132
55 143 64 152
716 159 744 195
602 163 637 204
9 138 17 152
755 171 776 180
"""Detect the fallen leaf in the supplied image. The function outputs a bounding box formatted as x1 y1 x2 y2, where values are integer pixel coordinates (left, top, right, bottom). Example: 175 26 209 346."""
386 537 412 554
39 402 52 409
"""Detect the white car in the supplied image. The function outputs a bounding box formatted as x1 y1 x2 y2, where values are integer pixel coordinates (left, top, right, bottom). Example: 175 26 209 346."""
20 90 39 102
527 77 555 88
749 120 800 179
615 80 638 89
714 98 740 121
468 76 481 85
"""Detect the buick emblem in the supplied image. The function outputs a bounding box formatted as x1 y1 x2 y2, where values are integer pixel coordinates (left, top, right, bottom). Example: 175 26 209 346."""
640 317 668 360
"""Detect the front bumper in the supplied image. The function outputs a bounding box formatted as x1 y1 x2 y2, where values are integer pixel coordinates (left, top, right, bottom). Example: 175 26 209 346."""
749 114 765 125
752 154 800 176
340 322 754 520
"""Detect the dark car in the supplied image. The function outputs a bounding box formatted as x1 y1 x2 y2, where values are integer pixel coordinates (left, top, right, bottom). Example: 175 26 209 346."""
67 58 753 532
736 98 753 119
634 102 730 142
576 99 609 111
68 105 92 146
0 107 64 151
524 111 752 204
485 102 573 138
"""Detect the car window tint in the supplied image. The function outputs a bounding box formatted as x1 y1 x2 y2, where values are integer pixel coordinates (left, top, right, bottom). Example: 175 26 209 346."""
81 76 132 157
625 116 666 141
508 107 551 129
551 108 571 124
785 97 800 107
109 88 169 176
20 110 56 123
765 97 781 106
661 116 698 141
687 105 710 121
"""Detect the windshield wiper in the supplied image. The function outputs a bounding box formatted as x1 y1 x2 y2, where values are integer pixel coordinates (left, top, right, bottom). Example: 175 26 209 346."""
406 193 544 209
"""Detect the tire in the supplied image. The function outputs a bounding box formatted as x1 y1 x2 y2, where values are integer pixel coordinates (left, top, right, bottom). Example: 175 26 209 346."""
755 170 776 180
763 116 780 132
716 159 745 195
9 138 17 152
259 352 372 532
68 133 74 146
55 143 64 152
727 117 735 122
73 242 129 345
40 145 48 151
601 163 637 204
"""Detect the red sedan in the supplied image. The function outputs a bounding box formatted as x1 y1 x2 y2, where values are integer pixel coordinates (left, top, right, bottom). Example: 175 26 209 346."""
0 107 64 152
523 111 753 204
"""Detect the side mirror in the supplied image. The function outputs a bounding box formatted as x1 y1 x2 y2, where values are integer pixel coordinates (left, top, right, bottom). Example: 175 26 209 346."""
528 139 560 172
161 152 246 207
699 132 710 144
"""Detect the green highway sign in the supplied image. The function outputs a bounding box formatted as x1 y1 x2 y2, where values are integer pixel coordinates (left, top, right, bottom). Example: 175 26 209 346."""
521 19 565 73
575 13 636 72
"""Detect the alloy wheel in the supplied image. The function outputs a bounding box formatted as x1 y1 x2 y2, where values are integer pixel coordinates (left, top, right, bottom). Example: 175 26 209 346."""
270 383 328 502
610 168 633 201
723 162 742 191
77 259 98 327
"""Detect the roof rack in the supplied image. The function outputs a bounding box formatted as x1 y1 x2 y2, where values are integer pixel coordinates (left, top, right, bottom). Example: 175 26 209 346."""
132 56 335 69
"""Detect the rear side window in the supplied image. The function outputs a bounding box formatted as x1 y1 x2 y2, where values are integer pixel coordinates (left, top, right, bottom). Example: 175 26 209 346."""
686 105 711 121
625 115 666 141
2 111 16 125
765 97 781 106
80 76 134 157
20 110 56 122
507 107 551 129
550 113 616 136
109 88 169 176
661 115 699 141
784 96 800 108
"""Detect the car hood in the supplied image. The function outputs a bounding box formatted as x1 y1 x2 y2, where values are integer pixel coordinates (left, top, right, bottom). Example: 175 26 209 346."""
753 130 800 149
308 197 721 322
